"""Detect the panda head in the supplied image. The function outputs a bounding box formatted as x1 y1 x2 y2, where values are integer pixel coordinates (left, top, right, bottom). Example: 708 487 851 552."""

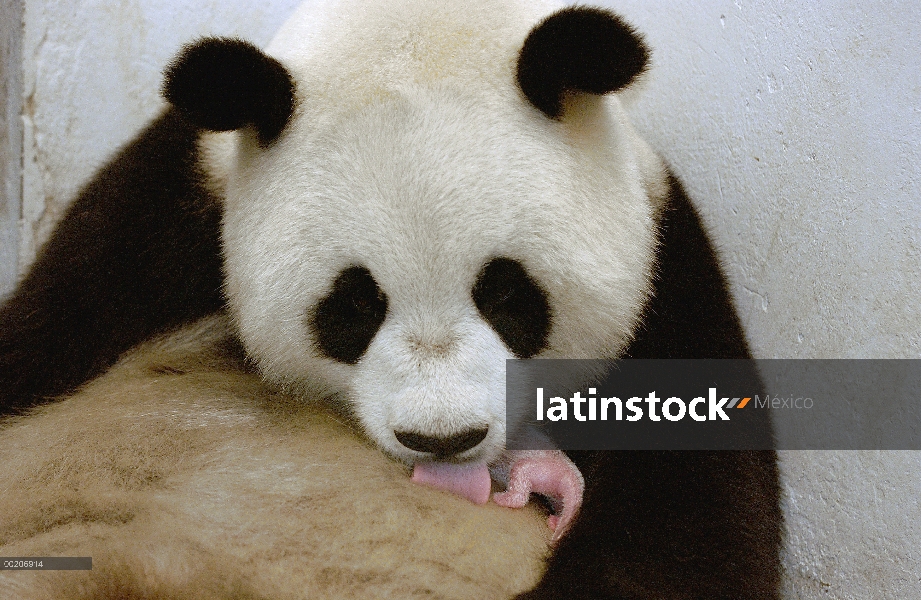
162 2 662 465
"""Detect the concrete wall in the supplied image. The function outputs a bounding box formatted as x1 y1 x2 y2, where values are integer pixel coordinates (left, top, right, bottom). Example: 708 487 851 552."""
608 0 920 361
0 0 23 297
604 1 921 597
2 0 919 598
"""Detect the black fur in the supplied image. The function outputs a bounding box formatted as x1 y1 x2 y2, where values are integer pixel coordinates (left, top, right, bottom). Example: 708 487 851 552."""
517 7 650 118
0 110 224 414
517 176 781 600
309 265 389 364
627 173 755 360
472 257 552 358
163 37 295 146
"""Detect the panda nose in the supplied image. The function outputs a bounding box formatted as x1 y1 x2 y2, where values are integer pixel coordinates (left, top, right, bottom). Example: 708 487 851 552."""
395 428 488 457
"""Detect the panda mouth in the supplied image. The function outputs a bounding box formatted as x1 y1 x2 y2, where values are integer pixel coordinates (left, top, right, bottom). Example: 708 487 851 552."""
410 450 586 545
410 461 492 504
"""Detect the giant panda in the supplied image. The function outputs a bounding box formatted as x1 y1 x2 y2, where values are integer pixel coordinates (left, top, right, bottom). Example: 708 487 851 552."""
0 0 781 598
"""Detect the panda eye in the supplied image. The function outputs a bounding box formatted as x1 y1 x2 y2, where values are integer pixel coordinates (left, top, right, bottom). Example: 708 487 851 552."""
352 295 371 313
494 284 517 304
472 258 552 358
352 288 386 313
309 266 389 364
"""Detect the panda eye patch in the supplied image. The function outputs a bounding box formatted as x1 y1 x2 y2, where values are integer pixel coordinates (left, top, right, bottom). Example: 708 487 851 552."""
472 258 552 358
310 266 388 364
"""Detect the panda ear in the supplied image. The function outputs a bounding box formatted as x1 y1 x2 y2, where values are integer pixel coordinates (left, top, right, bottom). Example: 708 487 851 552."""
517 7 649 119
162 37 295 146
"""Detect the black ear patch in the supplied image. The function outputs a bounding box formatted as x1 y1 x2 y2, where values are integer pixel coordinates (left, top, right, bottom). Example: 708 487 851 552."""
472 258 552 358
310 266 389 364
517 7 649 119
163 37 295 146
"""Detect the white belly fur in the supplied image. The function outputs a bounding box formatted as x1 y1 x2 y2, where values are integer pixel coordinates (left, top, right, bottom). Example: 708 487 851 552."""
0 315 549 599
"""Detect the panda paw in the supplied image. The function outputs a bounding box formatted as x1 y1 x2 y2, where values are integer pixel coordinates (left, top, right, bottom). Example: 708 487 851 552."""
492 450 584 545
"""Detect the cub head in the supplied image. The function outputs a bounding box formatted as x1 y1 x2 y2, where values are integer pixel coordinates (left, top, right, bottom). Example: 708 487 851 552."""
162 3 662 465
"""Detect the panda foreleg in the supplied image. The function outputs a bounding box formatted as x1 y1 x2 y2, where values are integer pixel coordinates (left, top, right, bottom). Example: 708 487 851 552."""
0 110 224 415
517 175 782 599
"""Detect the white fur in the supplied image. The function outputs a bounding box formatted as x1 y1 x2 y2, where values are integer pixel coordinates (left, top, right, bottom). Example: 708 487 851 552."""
202 0 666 464
1 2 672 596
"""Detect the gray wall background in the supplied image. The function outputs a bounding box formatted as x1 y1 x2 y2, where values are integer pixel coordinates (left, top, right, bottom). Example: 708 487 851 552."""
597 6 920 595
1 1 919 597
0 0 24 295
610 0 920 361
